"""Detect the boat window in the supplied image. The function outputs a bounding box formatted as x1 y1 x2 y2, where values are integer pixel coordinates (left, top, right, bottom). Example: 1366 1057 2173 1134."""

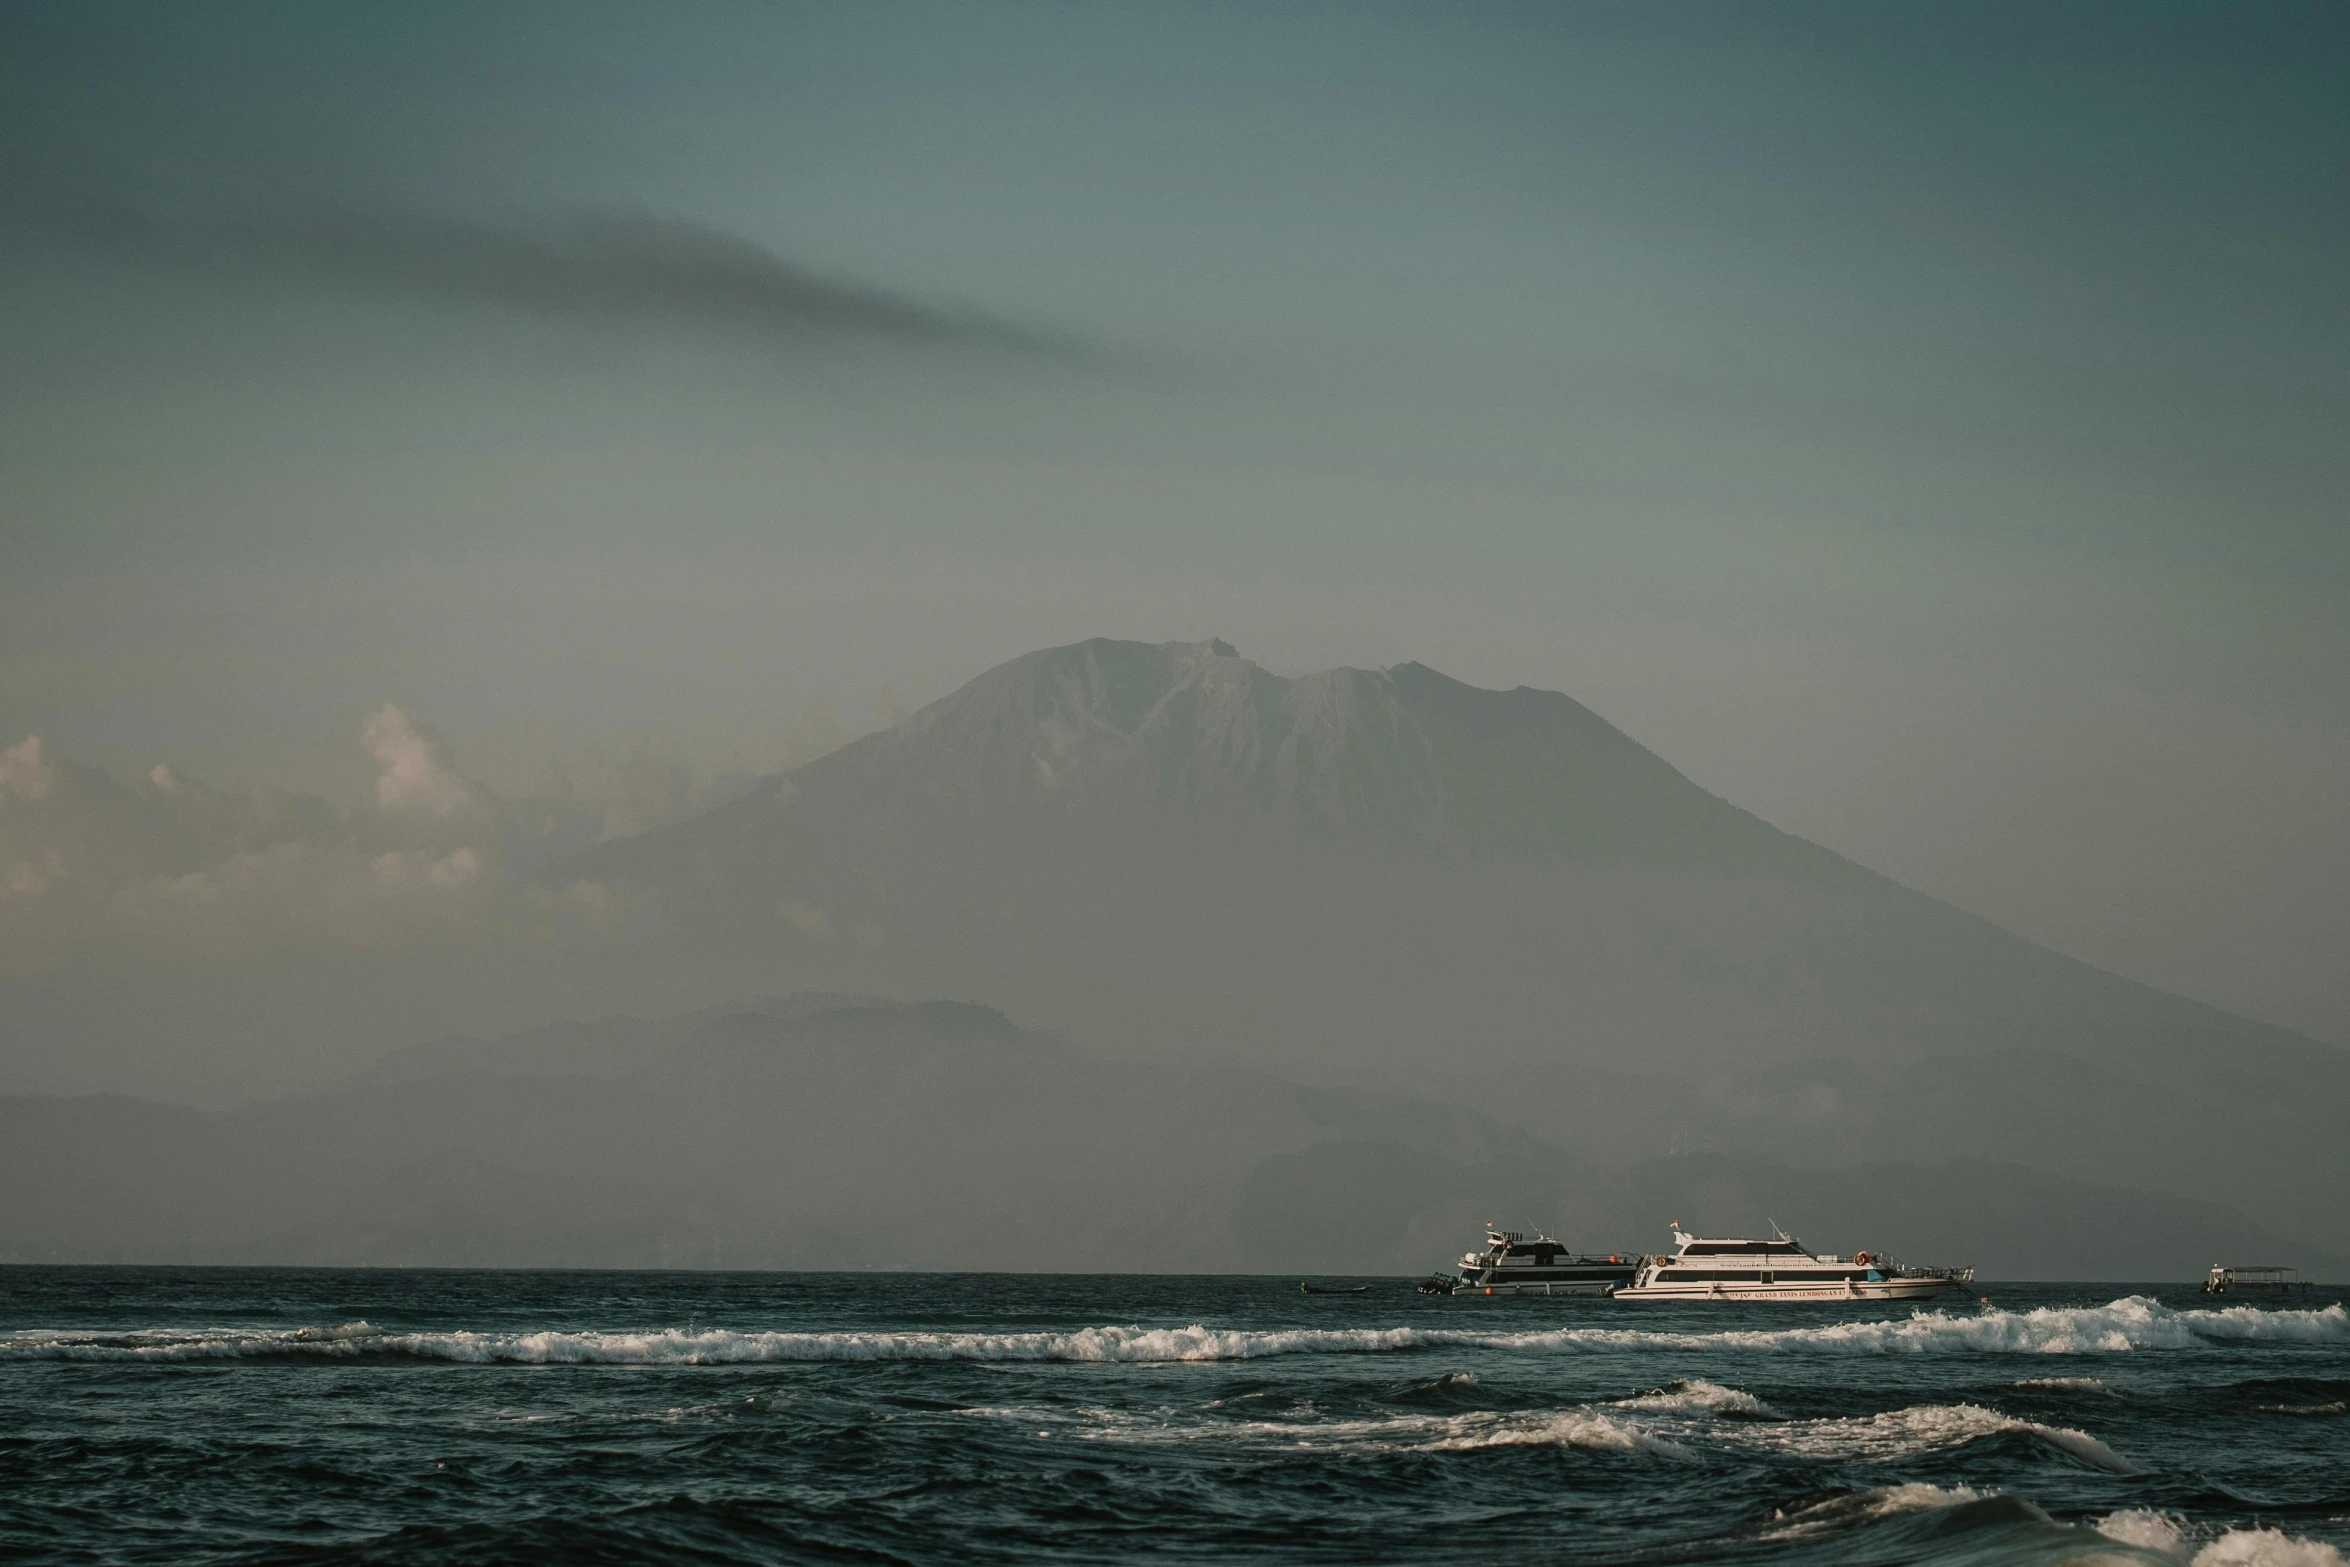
1682 1241 1804 1256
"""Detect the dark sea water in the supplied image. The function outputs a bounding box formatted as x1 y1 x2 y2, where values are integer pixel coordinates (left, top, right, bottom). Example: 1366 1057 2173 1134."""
3 1270 2347 1565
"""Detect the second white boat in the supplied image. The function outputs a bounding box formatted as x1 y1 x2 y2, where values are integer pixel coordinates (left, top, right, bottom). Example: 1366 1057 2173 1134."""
1610 1224 1972 1302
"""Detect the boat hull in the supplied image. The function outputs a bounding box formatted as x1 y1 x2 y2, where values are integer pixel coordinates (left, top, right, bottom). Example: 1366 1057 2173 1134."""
1456 1277 1624 1297
1612 1277 1968 1303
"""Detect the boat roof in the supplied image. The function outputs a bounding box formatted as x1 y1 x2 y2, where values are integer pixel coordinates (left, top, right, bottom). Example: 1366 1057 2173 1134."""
1669 1225 1813 1254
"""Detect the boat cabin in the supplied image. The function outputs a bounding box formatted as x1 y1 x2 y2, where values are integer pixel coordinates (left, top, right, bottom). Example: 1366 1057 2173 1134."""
2203 1264 2308 1294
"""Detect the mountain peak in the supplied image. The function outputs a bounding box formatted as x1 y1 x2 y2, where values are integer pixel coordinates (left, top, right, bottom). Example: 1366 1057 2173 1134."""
593 637 1806 877
871 636 1780 856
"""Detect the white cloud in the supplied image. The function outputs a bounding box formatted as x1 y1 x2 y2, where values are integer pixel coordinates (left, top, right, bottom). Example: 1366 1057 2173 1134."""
5 848 65 898
371 845 482 890
0 708 708 978
0 736 56 803
362 705 481 817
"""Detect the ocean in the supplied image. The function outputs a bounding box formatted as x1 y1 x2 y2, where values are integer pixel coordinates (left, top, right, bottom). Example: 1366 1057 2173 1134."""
2 1269 2345 1565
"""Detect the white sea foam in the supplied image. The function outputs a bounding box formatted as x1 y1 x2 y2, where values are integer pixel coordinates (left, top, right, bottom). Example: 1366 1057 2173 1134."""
1613 1378 1779 1417
2100 1510 2189 1552
0 1320 1430 1365
2177 1304 2350 1344
955 1399 1697 1459
1423 1410 1692 1458
954 1380 2129 1476
1759 1483 1985 1541
2095 1512 2350 1566
1034 1373 1772 1460
1565 1298 2350 1357
2016 1376 2109 1390
2190 1529 2350 1566
1730 1402 2137 1472
5 1297 2340 1365
1426 1297 2343 1361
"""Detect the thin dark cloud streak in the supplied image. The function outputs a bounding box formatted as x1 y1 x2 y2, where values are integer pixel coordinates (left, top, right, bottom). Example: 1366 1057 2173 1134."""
15 186 1085 363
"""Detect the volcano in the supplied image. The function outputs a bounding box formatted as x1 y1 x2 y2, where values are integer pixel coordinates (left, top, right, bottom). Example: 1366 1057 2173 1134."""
575 638 2350 1256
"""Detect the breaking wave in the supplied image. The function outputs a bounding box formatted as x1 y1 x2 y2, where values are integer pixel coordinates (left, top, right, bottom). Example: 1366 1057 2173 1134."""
2188 1531 2350 1566
1758 1483 1985 1541
8 1296 2339 1366
1424 1409 1693 1458
947 1379 2125 1474
951 1400 1701 1459
2100 1511 2350 1566
1412 1394 2120 1468
1732 1401 2137 1472
1615 1377 1779 1417
0 1321 1437 1365
2103 1511 2194 1552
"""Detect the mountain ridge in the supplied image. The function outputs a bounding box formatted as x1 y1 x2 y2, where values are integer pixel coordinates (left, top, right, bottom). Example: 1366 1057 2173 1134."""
600 637 1836 869
565 637 2350 1259
3 993 2335 1279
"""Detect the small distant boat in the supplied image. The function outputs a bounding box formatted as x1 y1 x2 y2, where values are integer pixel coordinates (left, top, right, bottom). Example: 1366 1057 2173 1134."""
2203 1264 2309 1295
1610 1223 1972 1303
1299 1282 1372 1295
1440 1224 1639 1297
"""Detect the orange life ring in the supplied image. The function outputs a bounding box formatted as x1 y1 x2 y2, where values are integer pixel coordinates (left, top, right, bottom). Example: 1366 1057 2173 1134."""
1853 1251 1872 1267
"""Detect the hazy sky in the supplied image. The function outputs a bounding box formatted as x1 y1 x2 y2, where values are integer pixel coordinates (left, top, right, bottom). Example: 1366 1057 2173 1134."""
3 1 2345 1044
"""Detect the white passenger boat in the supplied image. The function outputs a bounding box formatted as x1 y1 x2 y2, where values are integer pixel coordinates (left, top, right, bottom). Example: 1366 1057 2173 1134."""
2203 1264 2308 1295
1427 1225 1639 1296
1610 1224 1972 1302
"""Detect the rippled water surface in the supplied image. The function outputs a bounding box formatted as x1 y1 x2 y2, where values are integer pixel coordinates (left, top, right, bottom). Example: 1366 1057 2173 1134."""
3 1269 2347 1564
